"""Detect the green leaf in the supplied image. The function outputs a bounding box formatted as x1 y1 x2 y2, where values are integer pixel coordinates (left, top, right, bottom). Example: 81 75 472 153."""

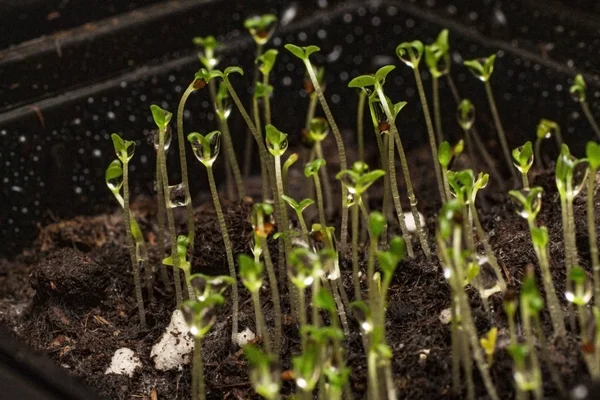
570 74 586 102
111 133 126 153
150 105 173 129
193 35 218 50
111 133 135 162
305 159 326 178
536 119 559 140
188 131 221 167
357 169 385 192
375 65 396 84
105 159 123 192
265 124 288 156
244 14 277 30
369 211 386 239
392 101 407 119
570 265 586 285
512 141 534 174
254 82 273 99
389 236 407 261
395 40 424 68
587 141 600 170
257 49 278 76
297 198 315 212
283 153 299 171
285 44 320 61
464 55 496 82
315 288 336 314
224 66 244 77
457 99 475 131
348 74 376 88
239 254 264 293
438 141 452 167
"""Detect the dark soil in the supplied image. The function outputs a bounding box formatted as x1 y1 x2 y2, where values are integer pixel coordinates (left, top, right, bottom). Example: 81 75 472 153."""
0 140 597 400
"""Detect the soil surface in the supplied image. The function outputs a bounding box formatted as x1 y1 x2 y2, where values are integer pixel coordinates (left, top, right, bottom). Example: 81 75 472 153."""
0 140 598 400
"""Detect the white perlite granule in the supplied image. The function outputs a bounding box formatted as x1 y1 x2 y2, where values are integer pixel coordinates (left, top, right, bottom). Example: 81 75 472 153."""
105 348 141 377
404 211 425 233
150 310 194 371
235 327 256 346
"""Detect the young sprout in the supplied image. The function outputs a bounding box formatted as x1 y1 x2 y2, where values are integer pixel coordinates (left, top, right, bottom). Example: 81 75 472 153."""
244 345 281 400
110 133 146 327
464 55 518 181
182 294 226 400
512 141 534 189
281 195 314 241
285 44 350 255
396 40 445 202
438 139 464 201
307 117 334 218
586 142 600 307
356 88 367 162
570 74 600 140
456 98 503 183
251 204 282 351
534 119 560 169
239 254 272 353
337 161 385 299
282 153 298 193
509 187 566 337
187 130 240 344
305 159 328 227
556 144 588 285
479 327 498 366
293 332 323 397
151 105 185 305
257 49 278 125
162 235 195 300
288 248 317 349
425 29 450 144
193 35 219 71
349 66 430 258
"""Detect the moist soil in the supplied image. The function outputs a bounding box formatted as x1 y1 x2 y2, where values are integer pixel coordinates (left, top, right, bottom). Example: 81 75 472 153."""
0 140 597 400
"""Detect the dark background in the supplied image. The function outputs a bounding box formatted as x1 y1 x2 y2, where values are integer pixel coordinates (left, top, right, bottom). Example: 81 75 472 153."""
1 0 599 257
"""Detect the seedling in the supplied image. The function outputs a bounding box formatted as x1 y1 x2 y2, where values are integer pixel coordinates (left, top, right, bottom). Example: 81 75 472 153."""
464 55 518 181
512 141 534 189
396 40 446 203
480 327 498 366
193 35 219 70
307 117 334 218
293 333 322 397
187 130 240 343
162 235 194 300
182 294 226 400
570 74 600 140
587 142 600 307
250 204 282 351
438 139 464 201
509 187 566 337
281 195 314 241
257 49 278 125
244 345 281 400
349 66 430 257
534 119 561 169
304 159 328 227
151 104 185 305
286 43 350 255
556 144 588 286
425 29 450 143
337 161 385 299
109 133 146 326
282 153 298 193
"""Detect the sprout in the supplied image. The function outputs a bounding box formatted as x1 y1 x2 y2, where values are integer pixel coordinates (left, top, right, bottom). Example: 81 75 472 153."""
535 119 562 169
586 142 600 308
570 74 587 103
244 14 278 45
307 117 330 142
257 49 278 77
244 345 281 400
192 35 219 70
463 55 496 82
265 124 288 157
281 195 314 241
292 337 322 392
457 99 475 131
508 343 542 394
189 274 234 302
512 141 534 189
509 187 543 222
438 139 464 200
188 131 221 167
395 40 424 69
566 266 593 306
480 327 498 366
425 29 450 143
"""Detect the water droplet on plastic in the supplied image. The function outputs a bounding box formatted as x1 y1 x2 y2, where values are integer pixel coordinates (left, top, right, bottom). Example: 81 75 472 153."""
168 183 188 208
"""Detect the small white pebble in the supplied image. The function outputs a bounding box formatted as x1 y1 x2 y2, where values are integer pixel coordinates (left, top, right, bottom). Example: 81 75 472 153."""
151 310 194 371
403 212 425 233
105 348 141 377
235 327 256 347
439 308 452 324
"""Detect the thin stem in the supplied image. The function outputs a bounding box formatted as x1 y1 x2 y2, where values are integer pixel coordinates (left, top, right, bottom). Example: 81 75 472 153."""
218 116 246 199
413 67 445 203
311 275 321 328
386 132 414 257
207 166 239 343
560 195 574 295
332 278 350 335
534 138 544 170
209 79 234 201
304 60 349 255
520 296 544 400
432 76 443 144
377 85 431 257
441 165 451 203
313 172 327 228
122 160 146 327
351 203 361 300
484 80 518 181
533 316 567 396
155 157 171 289
357 90 366 161
450 296 460 395
192 336 205 400
460 329 475 400
242 44 264 178
470 203 507 291
253 96 270 202
252 290 271 354
260 237 282 352
367 352 381 400
273 155 293 295
588 169 600 309
581 101 600 141
522 173 530 190
315 143 334 218
298 288 307 350
263 73 273 125
158 132 183 305
176 84 196 258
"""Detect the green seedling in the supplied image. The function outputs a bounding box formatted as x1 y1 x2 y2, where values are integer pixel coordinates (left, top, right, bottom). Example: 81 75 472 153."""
535 119 563 169
349 66 430 257
182 294 225 400
464 55 518 181
286 43 350 256
587 142 600 308
292 335 322 396
509 187 566 337
188 130 240 343
289 248 316 348
438 139 464 201
257 49 278 125
281 195 314 241
244 345 281 400
480 327 498 366
250 204 282 351
556 144 588 288
244 14 277 45
396 40 446 203
307 117 335 218
282 153 298 193
162 235 195 300
193 35 219 70
151 105 185 305
425 29 450 143
512 141 534 189
570 74 600 140
305 159 328 227
109 133 146 326
337 161 385 299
